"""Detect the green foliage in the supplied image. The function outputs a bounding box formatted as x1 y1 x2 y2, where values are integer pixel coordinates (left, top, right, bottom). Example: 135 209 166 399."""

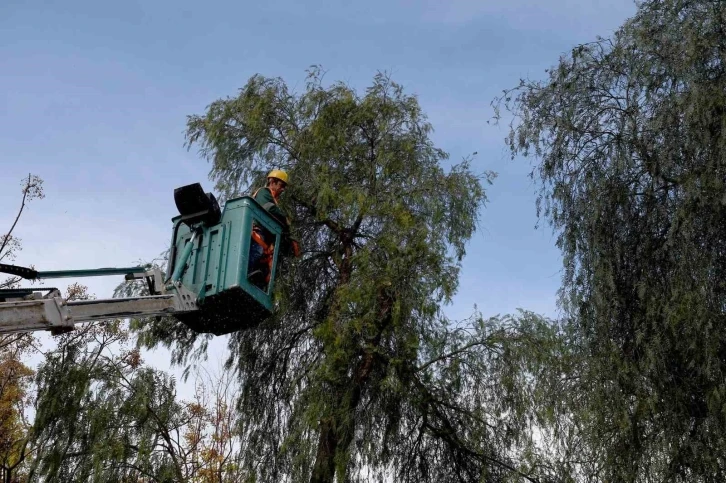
0 336 34 482
120 68 569 482
27 317 248 483
22 286 243 482
496 0 726 480
28 319 177 482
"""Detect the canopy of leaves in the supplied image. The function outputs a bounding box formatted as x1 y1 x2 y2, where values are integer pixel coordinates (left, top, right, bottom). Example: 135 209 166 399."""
495 0 726 480
0 337 34 481
122 69 569 482
28 312 248 482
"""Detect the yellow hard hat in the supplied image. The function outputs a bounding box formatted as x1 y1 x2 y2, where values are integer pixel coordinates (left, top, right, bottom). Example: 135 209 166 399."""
267 169 289 185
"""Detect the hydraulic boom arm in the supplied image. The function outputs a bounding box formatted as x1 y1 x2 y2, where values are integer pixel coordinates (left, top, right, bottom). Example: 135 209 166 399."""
0 267 198 335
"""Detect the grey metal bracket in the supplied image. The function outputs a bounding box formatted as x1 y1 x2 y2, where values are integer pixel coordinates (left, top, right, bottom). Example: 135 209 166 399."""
0 295 72 334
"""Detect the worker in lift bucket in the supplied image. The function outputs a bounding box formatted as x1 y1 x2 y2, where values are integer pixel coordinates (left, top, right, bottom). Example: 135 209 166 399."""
247 169 300 289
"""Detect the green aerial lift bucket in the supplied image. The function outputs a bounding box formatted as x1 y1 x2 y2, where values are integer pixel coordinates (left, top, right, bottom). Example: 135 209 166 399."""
0 183 287 337
167 184 284 335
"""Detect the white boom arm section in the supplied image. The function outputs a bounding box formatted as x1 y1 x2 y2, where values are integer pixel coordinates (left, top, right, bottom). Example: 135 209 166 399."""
0 269 198 334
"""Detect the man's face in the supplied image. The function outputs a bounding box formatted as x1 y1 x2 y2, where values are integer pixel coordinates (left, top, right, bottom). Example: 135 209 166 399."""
270 178 287 196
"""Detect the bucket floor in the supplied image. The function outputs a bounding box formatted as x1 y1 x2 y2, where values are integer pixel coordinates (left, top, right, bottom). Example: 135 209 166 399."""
174 286 271 335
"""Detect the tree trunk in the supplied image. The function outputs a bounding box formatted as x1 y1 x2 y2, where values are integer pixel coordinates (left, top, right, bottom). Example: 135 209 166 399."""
310 418 339 483
309 378 365 483
309 343 385 482
309 260 392 483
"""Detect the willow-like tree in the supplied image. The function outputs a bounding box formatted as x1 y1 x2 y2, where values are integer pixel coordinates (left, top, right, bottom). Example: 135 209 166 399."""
0 175 44 483
129 69 563 482
29 315 247 483
496 0 726 480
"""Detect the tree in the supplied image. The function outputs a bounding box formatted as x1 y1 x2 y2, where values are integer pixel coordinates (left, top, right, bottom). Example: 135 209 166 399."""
0 337 33 483
126 68 565 483
182 366 246 483
495 0 726 480
0 175 44 483
23 280 246 482
26 290 248 483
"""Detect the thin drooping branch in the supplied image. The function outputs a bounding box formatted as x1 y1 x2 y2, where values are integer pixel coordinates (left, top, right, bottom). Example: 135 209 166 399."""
415 335 503 373
0 276 21 290
0 333 25 351
0 174 31 259
411 375 542 483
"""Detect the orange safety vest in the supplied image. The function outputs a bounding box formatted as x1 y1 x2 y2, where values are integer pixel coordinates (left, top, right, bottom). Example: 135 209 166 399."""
251 230 274 284
252 187 300 258
251 187 278 283
250 187 302 283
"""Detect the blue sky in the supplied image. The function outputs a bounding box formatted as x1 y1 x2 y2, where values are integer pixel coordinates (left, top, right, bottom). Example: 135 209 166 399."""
1 0 637 374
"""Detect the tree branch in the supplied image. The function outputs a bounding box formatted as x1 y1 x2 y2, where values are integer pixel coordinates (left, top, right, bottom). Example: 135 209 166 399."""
0 174 31 259
416 336 501 373
291 194 343 235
